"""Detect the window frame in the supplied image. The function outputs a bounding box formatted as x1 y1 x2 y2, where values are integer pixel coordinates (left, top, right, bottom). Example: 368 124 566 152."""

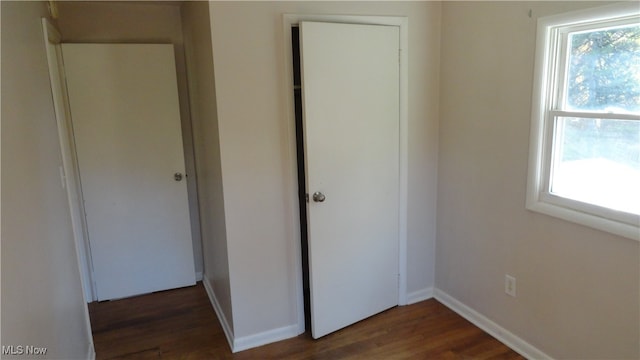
527 2 640 241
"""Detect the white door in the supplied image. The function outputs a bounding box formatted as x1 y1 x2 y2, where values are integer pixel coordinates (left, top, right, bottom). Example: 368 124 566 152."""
62 44 196 301
300 22 400 338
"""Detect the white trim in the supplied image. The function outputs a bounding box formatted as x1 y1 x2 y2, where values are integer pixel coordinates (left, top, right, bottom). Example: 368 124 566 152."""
434 289 553 360
42 18 97 301
42 18 97 358
549 110 640 121
202 275 234 352
202 276 297 353
406 287 433 305
527 201 639 240
233 324 300 353
282 13 410 332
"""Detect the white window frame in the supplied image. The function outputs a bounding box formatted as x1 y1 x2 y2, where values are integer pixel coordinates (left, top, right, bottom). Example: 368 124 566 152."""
527 2 640 241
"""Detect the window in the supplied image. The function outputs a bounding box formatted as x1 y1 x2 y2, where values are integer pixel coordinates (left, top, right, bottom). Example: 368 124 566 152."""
527 3 640 240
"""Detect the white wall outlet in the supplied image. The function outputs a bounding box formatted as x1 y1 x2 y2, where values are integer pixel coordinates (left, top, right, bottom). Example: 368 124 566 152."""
505 274 516 297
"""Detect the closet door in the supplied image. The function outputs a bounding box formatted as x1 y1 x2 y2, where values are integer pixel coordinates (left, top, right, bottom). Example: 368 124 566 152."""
300 22 400 338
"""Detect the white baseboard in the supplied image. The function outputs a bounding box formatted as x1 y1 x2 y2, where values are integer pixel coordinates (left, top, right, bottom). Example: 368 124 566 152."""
195 271 203 281
233 324 300 353
406 287 434 305
202 275 299 353
202 276 234 352
434 289 552 360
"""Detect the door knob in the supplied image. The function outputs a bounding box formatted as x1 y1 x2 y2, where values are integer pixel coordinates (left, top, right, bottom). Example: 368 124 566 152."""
174 172 183 181
312 192 326 202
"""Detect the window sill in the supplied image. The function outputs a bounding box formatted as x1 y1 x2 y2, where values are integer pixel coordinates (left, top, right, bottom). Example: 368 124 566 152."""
526 198 640 242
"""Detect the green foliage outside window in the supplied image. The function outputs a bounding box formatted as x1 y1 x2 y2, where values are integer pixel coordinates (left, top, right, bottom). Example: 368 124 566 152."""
560 24 640 169
567 24 640 112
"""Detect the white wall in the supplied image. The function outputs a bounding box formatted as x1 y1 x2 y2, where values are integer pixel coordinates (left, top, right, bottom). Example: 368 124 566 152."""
208 1 440 340
437 2 639 359
181 1 233 332
56 1 204 278
0 1 93 358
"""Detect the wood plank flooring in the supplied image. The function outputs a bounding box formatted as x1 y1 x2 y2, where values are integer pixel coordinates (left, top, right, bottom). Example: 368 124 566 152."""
88 282 524 359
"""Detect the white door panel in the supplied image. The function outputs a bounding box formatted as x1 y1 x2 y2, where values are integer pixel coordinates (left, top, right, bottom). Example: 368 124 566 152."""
300 22 400 338
62 44 195 301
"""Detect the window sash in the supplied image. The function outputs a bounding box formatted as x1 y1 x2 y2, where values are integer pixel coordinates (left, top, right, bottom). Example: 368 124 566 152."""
549 110 640 121
553 16 640 116
540 111 640 226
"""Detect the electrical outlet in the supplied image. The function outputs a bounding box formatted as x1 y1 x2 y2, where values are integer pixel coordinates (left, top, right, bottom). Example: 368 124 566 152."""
505 275 516 297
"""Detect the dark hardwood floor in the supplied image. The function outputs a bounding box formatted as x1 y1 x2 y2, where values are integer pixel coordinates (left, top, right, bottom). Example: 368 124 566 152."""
88 282 524 359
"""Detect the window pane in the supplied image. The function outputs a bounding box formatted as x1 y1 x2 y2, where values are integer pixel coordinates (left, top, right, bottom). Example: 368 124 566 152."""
566 24 640 114
551 117 640 215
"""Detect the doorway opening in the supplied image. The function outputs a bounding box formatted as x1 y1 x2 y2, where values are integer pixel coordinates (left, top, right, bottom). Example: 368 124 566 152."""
291 25 312 332
283 13 412 341
289 18 408 338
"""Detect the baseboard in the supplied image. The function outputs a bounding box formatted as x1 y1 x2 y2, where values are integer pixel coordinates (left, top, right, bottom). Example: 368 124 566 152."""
434 289 552 360
406 287 434 305
195 271 203 281
233 324 300 353
202 276 235 352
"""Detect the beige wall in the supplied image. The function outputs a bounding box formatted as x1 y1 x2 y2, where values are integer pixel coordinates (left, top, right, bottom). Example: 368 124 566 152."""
56 1 204 277
208 1 440 338
437 2 639 359
181 1 233 331
3 1 635 357
0 1 93 358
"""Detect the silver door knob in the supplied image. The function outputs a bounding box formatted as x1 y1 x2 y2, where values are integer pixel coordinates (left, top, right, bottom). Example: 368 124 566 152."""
174 172 183 181
312 192 326 202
